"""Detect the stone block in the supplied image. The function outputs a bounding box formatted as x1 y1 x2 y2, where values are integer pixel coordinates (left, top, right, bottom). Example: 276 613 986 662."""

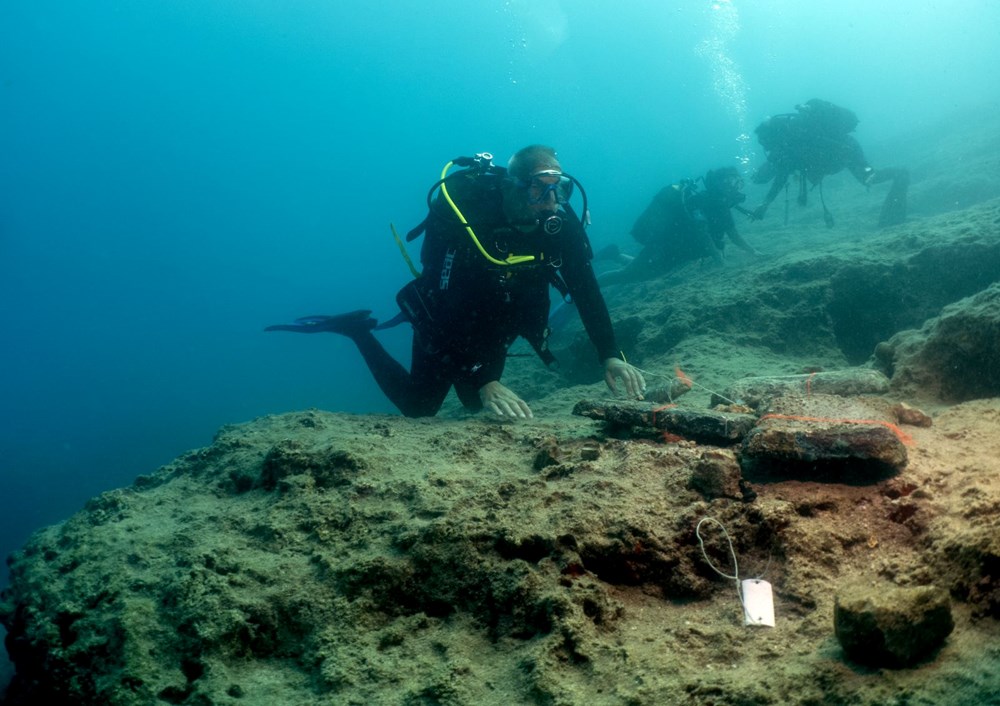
834 582 953 667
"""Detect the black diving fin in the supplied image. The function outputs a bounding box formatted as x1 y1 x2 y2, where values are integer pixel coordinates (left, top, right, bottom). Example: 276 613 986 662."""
264 309 376 335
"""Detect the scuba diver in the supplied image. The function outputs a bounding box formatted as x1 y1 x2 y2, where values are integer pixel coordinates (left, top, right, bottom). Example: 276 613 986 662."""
597 167 760 286
265 145 646 419
749 98 909 227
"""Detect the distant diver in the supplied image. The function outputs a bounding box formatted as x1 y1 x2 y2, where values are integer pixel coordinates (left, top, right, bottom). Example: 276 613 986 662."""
598 167 760 286
749 99 909 227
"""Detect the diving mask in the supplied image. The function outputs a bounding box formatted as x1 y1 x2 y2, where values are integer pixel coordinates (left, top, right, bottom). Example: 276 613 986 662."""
719 174 745 202
519 169 575 205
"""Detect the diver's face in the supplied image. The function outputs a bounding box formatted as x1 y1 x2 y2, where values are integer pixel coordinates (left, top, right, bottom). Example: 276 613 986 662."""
504 161 565 226
716 174 747 206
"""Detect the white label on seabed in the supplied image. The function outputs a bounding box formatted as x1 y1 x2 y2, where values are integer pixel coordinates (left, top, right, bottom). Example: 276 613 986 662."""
742 579 775 627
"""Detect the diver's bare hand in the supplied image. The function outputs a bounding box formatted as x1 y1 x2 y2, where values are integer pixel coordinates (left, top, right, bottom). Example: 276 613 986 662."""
479 381 533 419
604 358 646 400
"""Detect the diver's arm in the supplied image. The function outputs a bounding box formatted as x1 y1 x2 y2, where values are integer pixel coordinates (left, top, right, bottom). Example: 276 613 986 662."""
726 225 760 256
561 251 646 399
843 136 875 185
756 167 790 215
560 256 619 362
691 223 725 264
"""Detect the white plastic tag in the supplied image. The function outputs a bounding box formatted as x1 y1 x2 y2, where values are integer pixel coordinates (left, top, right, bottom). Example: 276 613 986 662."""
741 579 775 627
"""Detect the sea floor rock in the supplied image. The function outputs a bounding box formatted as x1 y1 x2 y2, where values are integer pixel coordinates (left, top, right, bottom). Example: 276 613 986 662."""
918 400 1000 621
713 368 891 409
688 449 746 501
572 398 756 444
2 402 1000 705
834 582 954 667
0 412 758 705
877 281 1000 404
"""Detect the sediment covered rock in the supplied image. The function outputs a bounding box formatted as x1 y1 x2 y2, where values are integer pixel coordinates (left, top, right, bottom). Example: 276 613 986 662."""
3 402 1000 704
0 412 771 706
834 583 954 667
713 368 891 409
688 449 746 501
572 398 757 444
877 282 1000 403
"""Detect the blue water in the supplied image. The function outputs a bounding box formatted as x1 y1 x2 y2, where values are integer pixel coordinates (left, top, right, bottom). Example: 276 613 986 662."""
2 0 999 580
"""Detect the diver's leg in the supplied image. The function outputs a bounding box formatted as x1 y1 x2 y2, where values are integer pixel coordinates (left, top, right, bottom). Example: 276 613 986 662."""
351 331 451 417
597 251 657 286
594 246 633 267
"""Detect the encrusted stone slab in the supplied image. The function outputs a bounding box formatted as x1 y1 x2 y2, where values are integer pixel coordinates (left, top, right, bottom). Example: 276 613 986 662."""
572 399 757 444
713 368 890 409
741 393 910 474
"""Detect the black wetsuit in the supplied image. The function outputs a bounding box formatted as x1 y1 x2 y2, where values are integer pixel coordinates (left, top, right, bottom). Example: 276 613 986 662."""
600 184 737 286
638 186 734 264
752 107 909 227
353 171 620 417
756 112 874 204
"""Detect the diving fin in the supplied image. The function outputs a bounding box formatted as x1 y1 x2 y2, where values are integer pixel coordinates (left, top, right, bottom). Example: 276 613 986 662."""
264 309 376 336
878 169 909 227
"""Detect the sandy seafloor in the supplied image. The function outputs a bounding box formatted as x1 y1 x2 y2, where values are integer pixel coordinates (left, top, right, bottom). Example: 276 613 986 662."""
1 108 1000 705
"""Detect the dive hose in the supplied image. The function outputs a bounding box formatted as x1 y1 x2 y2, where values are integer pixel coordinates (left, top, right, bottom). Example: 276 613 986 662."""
438 160 536 267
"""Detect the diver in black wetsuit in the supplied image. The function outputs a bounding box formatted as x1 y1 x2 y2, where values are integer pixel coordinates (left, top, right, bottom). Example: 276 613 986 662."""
266 145 645 419
749 99 909 227
598 167 759 286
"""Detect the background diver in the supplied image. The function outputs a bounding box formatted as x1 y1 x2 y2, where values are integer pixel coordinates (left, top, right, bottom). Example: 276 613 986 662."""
749 98 909 227
597 167 760 286
266 145 646 419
